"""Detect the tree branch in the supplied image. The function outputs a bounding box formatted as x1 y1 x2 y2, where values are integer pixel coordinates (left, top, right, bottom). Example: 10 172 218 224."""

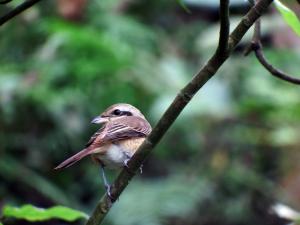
86 0 273 224
0 0 42 26
217 0 230 56
250 19 300 85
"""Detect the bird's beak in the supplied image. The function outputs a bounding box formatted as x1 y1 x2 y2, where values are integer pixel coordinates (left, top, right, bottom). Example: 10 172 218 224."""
91 116 109 124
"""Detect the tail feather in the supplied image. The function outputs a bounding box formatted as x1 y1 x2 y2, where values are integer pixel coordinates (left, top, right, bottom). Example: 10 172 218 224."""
54 148 92 170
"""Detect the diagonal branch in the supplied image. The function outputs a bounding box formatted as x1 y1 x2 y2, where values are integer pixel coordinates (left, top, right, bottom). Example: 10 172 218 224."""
0 0 42 26
250 19 300 84
86 0 273 224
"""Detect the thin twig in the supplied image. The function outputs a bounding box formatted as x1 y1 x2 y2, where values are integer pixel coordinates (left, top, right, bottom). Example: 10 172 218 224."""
86 0 273 224
250 19 300 84
0 0 42 26
217 0 230 56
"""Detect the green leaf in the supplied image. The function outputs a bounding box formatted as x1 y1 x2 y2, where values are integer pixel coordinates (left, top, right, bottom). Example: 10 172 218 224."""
274 0 300 36
0 222 3 225
3 205 88 222
176 0 191 13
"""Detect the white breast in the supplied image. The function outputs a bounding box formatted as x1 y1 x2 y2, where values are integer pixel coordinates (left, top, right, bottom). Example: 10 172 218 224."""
96 144 131 169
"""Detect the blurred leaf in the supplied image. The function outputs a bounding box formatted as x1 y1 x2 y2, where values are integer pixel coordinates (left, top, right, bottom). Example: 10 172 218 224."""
271 126 299 146
275 0 300 36
3 205 88 222
271 203 300 221
0 157 74 206
176 0 191 13
109 174 212 225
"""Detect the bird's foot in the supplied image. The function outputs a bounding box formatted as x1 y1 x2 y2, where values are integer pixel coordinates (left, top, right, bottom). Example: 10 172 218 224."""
139 164 143 174
124 158 130 168
100 165 117 201
123 158 135 175
123 159 143 175
104 184 117 202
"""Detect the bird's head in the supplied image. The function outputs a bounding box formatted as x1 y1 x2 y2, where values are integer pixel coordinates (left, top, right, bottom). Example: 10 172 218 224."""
91 103 146 124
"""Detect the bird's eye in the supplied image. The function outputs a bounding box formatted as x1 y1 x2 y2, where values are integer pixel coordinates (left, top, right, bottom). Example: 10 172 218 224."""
113 109 121 115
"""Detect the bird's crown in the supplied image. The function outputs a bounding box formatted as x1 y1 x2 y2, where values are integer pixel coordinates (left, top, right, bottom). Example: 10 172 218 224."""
101 103 145 119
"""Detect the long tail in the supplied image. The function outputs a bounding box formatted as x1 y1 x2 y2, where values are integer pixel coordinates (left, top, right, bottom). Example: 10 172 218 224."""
54 148 92 170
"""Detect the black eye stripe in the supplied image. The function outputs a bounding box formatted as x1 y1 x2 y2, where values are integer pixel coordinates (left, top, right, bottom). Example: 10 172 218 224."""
112 109 132 116
122 111 132 116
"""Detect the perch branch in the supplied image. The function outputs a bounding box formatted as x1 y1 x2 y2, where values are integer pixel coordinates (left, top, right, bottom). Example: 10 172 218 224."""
86 0 273 224
0 0 42 26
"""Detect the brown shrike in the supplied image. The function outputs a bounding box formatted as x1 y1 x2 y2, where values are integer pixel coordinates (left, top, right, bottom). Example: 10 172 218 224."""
55 103 152 197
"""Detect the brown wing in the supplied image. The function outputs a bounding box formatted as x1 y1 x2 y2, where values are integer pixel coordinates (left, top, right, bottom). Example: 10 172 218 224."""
55 116 151 170
85 126 105 148
88 116 152 149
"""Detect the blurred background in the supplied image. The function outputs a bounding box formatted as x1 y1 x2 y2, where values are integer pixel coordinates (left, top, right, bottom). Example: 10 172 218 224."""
0 0 300 224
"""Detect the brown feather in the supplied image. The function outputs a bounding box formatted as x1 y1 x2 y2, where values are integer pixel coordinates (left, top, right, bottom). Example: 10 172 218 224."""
118 137 146 155
54 148 92 169
85 126 105 148
102 116 151 141
55 116 151 169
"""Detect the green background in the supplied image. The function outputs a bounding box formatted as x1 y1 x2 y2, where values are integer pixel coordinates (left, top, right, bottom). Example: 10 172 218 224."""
1 0 300 224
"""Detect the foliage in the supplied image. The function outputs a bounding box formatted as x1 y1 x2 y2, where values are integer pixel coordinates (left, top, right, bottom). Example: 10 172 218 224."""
2 204 88 222
275 0 300 36
0 0 300 225
110 174 211 225
176 0 191 13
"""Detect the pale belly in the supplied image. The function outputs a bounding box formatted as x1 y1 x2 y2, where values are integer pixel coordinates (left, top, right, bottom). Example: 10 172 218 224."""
95 144 130 169
92 138 145 169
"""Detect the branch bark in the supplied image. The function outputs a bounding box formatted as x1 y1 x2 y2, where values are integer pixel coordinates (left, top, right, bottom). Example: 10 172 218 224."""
217 0 230 56
0 0 42 26
250 19 300 85
86 0 273 224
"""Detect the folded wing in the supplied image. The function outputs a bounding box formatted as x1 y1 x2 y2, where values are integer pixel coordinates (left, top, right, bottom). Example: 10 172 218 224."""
54 116 151 170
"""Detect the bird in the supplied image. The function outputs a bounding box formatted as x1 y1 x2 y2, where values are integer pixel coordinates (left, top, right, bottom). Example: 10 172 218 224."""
55 103 152 198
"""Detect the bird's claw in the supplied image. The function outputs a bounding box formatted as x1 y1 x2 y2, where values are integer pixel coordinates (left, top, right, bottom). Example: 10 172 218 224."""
124 158 130 168
139 164 143 174
123 159 143 174
105 184 116 201
123 159 135 175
